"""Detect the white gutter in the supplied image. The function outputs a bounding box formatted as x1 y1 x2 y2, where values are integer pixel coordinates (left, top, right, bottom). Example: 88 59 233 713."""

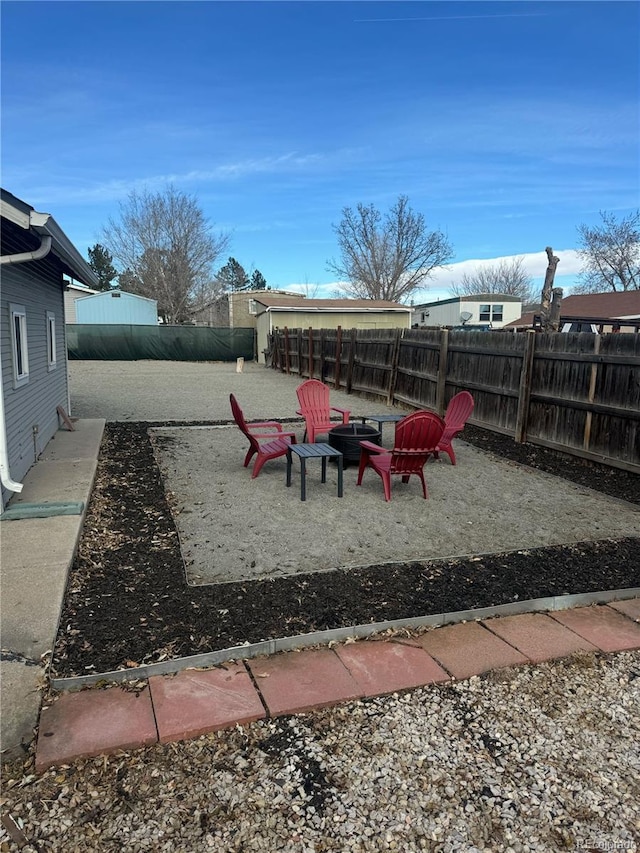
0 215 55 499
0 389 24 494
0 233 52 266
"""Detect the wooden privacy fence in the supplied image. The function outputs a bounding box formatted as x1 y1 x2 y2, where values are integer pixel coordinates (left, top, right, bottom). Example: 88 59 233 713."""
268 327 640 474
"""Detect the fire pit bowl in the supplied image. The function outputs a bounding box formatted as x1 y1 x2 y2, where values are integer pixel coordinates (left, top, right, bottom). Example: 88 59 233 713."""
328 423 382 466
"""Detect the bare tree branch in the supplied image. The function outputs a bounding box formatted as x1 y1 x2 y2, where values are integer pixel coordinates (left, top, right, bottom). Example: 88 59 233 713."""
450 256 535 303
327 195 453 302
102 185 230 323
574 210 640 293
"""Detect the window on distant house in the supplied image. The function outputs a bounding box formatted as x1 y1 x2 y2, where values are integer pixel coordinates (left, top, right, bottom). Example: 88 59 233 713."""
479 303 504 323
47 311 57 370
248 299 257 315
10 303 29 387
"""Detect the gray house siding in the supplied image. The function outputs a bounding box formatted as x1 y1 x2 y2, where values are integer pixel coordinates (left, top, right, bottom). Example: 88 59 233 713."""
1 251 68 506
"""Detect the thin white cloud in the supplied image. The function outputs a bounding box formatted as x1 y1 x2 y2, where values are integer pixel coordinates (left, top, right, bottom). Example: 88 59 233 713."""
413 250 583 299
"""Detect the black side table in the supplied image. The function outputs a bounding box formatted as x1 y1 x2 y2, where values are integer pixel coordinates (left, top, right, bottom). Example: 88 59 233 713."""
360 414 405 437
286 443 344 502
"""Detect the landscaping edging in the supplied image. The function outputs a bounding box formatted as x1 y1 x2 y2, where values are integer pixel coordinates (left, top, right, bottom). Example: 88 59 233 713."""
49 586 640 690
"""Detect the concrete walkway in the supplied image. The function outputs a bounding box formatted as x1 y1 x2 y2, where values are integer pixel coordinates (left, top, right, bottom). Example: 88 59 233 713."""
0 419 105 762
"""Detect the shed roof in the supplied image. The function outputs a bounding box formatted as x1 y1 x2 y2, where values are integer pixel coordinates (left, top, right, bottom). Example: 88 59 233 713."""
254 295 411 312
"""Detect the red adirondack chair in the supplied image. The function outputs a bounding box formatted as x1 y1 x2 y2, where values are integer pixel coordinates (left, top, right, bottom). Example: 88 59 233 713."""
230 394 296 478
356 411 445 501
435 391 474 465
296 379 351 443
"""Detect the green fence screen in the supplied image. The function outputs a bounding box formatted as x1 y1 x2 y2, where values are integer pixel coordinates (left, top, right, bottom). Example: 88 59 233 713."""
67 324 255 361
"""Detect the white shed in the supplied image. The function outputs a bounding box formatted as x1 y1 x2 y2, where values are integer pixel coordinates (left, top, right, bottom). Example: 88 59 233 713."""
75 289 158 325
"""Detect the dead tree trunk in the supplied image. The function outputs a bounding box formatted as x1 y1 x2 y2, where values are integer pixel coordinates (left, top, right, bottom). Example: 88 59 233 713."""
549 287 563 332
539 247 560 330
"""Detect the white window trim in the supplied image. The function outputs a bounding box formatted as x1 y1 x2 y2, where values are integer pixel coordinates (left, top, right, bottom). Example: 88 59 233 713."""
9 303 29 388
47 310 57 371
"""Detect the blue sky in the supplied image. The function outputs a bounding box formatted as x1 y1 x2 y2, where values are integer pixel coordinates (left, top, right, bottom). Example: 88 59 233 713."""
2 1 638 301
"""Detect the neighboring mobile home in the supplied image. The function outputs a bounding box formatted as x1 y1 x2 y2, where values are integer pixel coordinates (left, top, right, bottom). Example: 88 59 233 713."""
411 294 522 329
0 188 98 509
63 279 99 323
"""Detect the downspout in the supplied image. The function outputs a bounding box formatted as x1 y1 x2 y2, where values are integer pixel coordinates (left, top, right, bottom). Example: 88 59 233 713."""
0 233 53 501
0 234 52 266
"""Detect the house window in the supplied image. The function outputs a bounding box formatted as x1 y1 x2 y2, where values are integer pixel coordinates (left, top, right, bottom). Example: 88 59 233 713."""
47 311 57 370
10 303 29 387
479 304 503 323
248 299 257 315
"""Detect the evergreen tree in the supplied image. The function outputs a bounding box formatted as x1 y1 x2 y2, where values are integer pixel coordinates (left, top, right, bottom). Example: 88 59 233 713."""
216 257 250 291
250 269 268 290
87 243 117 291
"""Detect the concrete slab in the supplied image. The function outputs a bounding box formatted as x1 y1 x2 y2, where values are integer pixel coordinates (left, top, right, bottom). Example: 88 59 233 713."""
607 598 640 622
6 460 97 507
409 622 529 680
246 649 362 716
0 515 82 571
550 605 640 653
481 613 598 663
149 663 265 743
335 640 449 696
0 661 44 761
38 419 105 462
0 420 105 765
35 685 158 772
1 559 70 658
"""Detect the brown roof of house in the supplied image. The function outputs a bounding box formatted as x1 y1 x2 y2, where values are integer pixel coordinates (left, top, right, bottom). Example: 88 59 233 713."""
254 296 410 311
506 291 640 327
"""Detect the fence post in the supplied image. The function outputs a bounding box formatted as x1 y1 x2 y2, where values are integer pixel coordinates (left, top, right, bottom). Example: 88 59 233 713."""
298 328 303 377
335 326 342 390
284 327 290 375
320 329 326 381
386 328 402 406
582 334 601 451
308 327 314 379
514 329 536 443
435 329 449 415
346 328 357 394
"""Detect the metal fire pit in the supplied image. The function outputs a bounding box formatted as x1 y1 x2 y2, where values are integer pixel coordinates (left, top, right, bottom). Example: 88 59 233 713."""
328 423 382 466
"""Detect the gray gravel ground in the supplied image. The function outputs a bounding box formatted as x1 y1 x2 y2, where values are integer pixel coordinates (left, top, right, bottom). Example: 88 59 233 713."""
2 651 639 852
67 359 408 423
3 360 634 851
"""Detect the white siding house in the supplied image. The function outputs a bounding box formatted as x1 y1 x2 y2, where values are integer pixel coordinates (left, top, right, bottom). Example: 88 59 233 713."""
63 279 98 323
412 294 522 329
0 189 98 508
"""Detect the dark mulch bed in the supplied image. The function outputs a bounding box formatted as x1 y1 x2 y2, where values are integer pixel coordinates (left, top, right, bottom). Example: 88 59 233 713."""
51 422 640 678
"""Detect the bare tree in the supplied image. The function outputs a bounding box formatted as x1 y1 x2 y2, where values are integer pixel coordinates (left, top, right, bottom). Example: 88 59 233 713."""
575 210 640 293
450 256 535 303
327 195 453 302
102 185 230 323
